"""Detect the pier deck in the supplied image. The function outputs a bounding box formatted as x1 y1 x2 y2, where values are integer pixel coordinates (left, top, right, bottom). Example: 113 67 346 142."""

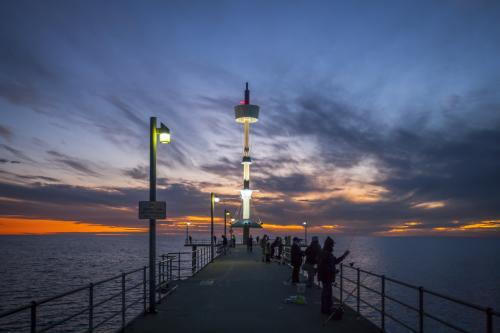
125 246 378 333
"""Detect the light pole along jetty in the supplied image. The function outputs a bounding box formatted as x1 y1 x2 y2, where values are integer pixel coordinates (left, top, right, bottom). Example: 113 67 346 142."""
231 82 262 244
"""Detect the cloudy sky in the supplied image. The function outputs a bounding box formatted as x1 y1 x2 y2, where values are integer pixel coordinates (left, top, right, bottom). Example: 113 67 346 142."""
0 0 499 236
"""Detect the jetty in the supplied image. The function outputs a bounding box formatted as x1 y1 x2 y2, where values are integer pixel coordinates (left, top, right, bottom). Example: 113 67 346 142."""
124 245 378 333
1 241 499 332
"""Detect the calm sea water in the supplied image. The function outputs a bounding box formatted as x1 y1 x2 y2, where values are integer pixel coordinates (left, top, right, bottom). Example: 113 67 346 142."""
0 235 499 332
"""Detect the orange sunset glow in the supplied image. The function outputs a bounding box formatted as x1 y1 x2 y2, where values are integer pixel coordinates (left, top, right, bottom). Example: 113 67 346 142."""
0 217 146 235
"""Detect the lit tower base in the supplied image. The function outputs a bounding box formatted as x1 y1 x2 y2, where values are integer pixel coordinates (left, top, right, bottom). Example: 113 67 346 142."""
232 83 262 244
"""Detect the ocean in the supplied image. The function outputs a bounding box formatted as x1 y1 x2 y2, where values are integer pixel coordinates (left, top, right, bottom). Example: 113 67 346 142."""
0 235 498 332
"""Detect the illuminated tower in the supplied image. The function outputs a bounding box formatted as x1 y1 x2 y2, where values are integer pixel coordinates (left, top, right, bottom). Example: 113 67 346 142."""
232 82 262 244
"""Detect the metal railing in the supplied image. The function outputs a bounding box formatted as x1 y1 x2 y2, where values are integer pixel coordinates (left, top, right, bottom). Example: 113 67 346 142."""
161 243 225 280
0 243 225 333
281 246 499 333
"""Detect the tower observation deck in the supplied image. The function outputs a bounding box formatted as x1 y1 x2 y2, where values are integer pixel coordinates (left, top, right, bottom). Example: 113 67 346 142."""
232 83 262 244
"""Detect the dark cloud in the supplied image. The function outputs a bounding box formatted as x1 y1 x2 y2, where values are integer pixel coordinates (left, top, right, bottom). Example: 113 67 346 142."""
0 124 13 140
0 144 35 162
0 82 39 107
105 95 148 129
123 165 148 180
0 179 212 226
46 150 100 176
254 173 317 194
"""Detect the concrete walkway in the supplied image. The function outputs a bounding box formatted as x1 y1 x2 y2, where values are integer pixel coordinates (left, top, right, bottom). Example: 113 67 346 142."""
125 246 379 333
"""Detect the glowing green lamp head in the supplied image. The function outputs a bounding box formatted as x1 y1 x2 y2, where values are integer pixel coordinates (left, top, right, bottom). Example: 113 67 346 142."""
159 123 171 144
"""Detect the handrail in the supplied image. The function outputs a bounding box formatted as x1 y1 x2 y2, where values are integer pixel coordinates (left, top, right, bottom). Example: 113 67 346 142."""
281 245 498 333
0 242 227 333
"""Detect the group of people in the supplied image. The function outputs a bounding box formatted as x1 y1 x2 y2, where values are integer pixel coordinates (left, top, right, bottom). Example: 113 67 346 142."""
257 235 284 262
290 236 350 315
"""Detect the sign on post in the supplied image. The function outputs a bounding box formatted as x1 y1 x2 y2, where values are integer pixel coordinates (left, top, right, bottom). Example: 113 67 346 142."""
139 201 166 219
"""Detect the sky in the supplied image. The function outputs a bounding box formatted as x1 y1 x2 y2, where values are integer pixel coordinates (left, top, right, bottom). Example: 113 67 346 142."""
0 0 499 236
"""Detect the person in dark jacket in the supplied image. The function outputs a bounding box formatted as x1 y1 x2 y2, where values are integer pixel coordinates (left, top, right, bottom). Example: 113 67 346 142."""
277 237 284 260
247 234 253 253
303 236 322 287
222 235 228 255
318 237 349 314
290 237 303 284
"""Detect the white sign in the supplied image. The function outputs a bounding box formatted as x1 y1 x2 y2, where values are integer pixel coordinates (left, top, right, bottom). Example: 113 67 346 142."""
139 201 166 219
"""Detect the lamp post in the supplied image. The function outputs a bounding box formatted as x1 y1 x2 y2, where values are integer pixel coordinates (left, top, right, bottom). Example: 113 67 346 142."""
149 117 170 313
303 221 308 245
186 222 191 243
224 209 230 238
210 193 219 262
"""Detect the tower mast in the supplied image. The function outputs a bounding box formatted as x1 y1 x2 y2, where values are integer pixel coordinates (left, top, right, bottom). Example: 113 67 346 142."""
234 82 261 243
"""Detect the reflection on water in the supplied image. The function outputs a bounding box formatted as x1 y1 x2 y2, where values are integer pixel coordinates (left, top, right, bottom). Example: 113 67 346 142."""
0 235 498 332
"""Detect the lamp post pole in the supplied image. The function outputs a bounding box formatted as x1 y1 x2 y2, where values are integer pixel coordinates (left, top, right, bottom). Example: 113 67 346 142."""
186 222 190 243
303 221 308 245
224 209 228 238
149 117 157 313
210 193 215 262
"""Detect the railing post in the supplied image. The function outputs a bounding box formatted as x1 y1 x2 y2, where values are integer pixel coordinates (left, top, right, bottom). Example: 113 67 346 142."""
161 255 165 283
178 252 181 279
356 267 360 314
192 246 197 275
158 261 162 303
381 275 385 333
121 273 126 330
143 266 147 313
419 286 424 333
340 264 343 304
169 258 172 281
486 307 492 333
88 283 94 333
30 301 36 333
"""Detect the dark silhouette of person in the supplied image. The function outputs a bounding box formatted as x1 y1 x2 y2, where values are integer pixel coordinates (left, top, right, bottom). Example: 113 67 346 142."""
265 238 271 263
290 237 303 284
304 236 322 287
222 235 228 254
318 237 349 314
247 235 253 253
277 237 284 261
188 235 192 244
260 235 268 262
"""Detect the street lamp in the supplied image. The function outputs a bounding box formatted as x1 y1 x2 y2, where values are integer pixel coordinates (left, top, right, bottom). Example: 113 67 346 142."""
186 222 191 243
148 117 170 313
210 193 219 262
303 221 308 245
224 209 230 238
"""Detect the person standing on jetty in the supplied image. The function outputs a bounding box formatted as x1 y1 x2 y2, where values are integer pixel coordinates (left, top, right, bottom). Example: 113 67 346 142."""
222 234 228 255
247 234 253 253
291 237 303 284
318 237 349 314
260 235 268 262
303 236 322 287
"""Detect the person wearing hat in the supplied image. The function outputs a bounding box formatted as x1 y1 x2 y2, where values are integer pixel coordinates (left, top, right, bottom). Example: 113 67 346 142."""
303 236 322 287
290 237 303 283
318 236 349 314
